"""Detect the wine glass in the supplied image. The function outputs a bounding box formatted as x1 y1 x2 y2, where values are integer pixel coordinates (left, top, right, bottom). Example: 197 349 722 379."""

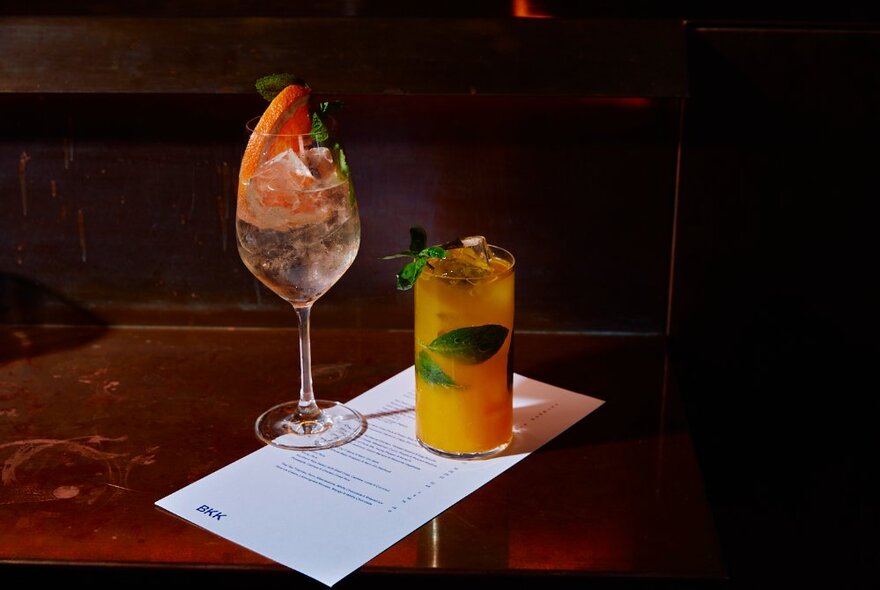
236 123 366 450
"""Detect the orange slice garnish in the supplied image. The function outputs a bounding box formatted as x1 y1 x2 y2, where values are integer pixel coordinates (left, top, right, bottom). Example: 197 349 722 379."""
239 84 312 185
238 84 317 225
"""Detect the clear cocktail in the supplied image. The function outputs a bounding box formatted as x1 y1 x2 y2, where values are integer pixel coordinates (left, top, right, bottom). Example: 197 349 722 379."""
237 141 359 306
235 77 366 451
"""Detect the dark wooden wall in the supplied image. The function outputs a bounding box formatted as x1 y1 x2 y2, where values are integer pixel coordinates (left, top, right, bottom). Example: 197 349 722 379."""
0 17 685 332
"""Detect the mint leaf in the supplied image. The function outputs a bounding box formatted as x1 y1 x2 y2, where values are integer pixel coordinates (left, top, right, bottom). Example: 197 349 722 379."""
427 325 509 364
311 112 329 143
417 351 459 388
422 246 446 259
311 102 345 145
396 258 425 290
305 101 354 207
255 73 305 102
394 245 448 290
337 145 350 178
382 226 447 290
335 146 356 208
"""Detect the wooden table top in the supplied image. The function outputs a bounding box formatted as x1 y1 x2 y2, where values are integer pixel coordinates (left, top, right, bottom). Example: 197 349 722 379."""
0 326 724 586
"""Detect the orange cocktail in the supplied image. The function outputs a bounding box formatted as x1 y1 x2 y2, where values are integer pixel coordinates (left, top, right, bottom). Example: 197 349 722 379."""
413 241 515 458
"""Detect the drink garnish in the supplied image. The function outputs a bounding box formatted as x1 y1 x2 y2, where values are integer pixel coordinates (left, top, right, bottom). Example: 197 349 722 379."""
243 74 355 208
255 73 308 102
418 325 509 388
417 351 461 388
309 100 354 200
382 226 447 290
426 325 508 364
310 101 343 143
386 228 509 387
240 77 312 186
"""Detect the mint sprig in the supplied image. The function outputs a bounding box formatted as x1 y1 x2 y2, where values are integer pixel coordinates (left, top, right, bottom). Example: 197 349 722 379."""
255 73 306 102
311 101 344 143
307 101 354 206
382 226 447 290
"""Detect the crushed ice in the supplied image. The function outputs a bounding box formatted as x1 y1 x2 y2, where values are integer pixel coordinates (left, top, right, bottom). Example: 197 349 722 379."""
242 147 348 231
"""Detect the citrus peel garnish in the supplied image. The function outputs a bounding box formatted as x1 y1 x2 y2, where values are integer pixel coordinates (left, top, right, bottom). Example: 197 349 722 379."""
239 83 312 188
238 83 317 224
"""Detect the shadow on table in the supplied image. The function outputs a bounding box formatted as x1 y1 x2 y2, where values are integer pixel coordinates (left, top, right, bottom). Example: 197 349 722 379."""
0 272 107 364
515 336 687 453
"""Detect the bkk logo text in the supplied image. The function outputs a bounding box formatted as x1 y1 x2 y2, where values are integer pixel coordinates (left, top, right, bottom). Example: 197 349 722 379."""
196 504 227 520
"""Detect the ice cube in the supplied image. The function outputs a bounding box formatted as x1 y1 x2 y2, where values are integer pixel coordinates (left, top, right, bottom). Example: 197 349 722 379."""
251 148 316 194
432 235 493 279
456 235 491 266
242 176 345 231
302 147 337 181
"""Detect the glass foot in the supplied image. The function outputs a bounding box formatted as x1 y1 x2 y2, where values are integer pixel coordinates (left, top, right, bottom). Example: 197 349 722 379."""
256 400 367 450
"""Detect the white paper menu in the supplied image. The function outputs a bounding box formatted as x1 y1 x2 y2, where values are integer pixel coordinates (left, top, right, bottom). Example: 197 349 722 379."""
155 367 604 586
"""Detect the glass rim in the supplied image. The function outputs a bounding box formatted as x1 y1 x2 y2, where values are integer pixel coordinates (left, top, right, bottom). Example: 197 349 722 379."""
421 244 515 281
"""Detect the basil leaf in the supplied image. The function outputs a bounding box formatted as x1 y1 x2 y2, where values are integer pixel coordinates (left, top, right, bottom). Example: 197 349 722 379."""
417 351 459 388
427 325 509 364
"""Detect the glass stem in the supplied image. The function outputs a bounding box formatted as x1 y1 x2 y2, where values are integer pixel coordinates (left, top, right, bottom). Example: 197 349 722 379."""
293 303 320 419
